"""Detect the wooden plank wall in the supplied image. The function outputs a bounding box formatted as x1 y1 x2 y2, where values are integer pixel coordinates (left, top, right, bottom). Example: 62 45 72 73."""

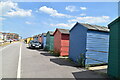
86 30 109 64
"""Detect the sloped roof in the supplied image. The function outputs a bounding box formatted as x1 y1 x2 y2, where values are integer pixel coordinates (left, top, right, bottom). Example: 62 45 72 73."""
42 33 47 36
70 22 109 32
58 28 69 34
33 35 38 37
48 31 54 36
53 28 70 35
81 23 109 32
38 34 42 37
108 17 120 29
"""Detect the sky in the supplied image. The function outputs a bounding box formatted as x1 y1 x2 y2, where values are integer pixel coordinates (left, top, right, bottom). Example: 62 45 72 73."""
0 1 119 38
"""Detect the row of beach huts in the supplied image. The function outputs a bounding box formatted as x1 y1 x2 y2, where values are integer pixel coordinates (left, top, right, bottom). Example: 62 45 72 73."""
25 17 120 79
25 22 110 66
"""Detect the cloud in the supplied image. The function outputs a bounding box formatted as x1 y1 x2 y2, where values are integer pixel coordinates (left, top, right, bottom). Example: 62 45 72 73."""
25 21 32 24
80 7 87 10
80 13 86 16
6 9 32 17
0 1 32 17
68 16 110 24
0 30 10 33
50 23 75 28
39 6 72 18
65 6 77 12
0 17 6 21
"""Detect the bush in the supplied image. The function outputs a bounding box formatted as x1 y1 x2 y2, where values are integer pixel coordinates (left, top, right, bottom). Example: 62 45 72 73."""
49 50 60 56
77 53 86 67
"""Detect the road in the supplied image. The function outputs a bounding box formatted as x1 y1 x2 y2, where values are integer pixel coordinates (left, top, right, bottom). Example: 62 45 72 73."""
0 42 108 78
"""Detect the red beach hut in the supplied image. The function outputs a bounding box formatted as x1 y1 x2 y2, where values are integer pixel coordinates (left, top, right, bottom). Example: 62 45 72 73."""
53 28 70 56
38 34 42 43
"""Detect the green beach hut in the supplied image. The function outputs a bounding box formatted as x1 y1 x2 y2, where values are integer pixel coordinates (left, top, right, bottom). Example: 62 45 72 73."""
45 31 54 51
108 17 120 79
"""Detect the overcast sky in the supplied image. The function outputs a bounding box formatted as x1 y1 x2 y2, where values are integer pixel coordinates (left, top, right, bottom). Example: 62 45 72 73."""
0 1 118 38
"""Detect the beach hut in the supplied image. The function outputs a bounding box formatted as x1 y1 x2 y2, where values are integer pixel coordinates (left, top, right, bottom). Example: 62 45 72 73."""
69 22 109 66
26 37 34 44
33 35 38 41
107 17 120 79
53 28 69 56
45 31 54 51
41 33 46 49
38 34 42 43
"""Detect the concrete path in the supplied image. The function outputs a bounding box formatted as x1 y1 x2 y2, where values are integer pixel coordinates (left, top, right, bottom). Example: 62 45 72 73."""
1 42 108 79
2 42 20 78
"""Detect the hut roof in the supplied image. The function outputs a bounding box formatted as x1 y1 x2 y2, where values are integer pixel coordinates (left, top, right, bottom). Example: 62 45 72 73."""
42 33 47 36
58 28 69 34
53 28 70 35
70 22 110 32
48 31 54 36
38 34 42 37
108 17 120 29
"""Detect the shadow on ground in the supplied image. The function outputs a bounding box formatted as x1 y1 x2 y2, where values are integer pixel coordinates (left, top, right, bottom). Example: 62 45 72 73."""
93 69 107 74
50 58 80 67
26 47 43 51
36 49 45 51
50 58 110 79
2 78 76 80
40 53 55 56
40 52 59 57
72 69 109 79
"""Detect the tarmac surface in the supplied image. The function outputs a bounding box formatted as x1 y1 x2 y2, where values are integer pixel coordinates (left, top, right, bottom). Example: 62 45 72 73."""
1 42 108 79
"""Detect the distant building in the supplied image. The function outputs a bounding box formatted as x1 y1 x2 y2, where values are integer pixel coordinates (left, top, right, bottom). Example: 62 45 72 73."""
53 28 69 56
2 32 19 41
0 32 3 40
0 32 4 43
69 22 109 66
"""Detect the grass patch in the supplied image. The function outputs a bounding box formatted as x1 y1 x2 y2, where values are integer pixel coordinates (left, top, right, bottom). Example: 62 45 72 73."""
0 42 11 46
49 50 60 57
85 63 108 70
67 58 75 63
60 55 68 57
0 41 19 47
86 63 108 67
67 58 86 67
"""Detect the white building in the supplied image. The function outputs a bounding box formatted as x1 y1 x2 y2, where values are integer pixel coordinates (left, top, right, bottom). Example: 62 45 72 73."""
0 32 4 43
0 32 3 40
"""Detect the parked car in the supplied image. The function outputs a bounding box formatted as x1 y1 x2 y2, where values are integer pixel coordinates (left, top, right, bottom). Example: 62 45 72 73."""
0 39 4 44
28 40 41 49
13 39 18 41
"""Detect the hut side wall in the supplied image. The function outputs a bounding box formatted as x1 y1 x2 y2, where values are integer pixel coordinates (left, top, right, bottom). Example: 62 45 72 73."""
33 37 38 41
38 36 42 43
108 18 120 78
86 31 109 64
50 36 54 51
43 37 46 48
46 33 50 50
46 33 54 51
41 35 46 49
54 31 61 54
41 35 44 48
61 34 69 56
